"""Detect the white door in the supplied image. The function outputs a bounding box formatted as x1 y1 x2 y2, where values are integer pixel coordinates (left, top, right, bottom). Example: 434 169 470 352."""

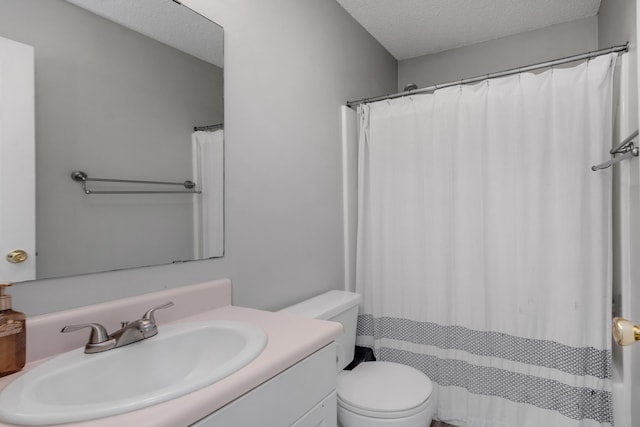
0 36 35 282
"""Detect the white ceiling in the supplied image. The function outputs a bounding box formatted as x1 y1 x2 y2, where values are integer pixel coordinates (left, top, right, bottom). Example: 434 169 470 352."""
335 0 601 60
66 0 223 68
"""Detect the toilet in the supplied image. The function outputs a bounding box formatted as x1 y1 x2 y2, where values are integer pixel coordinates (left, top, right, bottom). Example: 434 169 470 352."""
280 291 435 427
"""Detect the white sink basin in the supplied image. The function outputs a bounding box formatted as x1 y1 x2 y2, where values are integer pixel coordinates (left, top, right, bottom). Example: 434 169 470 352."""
0 320 267 425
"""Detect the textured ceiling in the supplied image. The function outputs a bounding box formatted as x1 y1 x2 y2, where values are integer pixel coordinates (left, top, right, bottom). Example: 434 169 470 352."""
335 0 601 60
65 0 223 67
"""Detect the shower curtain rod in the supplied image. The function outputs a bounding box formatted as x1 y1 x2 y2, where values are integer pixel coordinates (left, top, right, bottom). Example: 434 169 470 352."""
193 123 223 132
346 43 629 108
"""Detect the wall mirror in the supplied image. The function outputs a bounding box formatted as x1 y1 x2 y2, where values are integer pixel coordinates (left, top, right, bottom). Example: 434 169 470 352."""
0 0 224 281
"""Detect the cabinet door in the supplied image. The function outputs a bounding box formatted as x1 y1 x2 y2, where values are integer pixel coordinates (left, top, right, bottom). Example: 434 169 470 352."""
291 392 336 427
191 343 337 427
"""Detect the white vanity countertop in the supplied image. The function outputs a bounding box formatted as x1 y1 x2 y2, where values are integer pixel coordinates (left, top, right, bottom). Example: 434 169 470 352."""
0 279 343 427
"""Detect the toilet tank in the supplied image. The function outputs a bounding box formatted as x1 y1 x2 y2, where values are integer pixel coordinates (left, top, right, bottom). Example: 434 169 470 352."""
279 291 361 371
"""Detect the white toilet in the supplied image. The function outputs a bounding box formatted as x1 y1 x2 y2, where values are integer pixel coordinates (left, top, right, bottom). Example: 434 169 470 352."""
280 291 435 427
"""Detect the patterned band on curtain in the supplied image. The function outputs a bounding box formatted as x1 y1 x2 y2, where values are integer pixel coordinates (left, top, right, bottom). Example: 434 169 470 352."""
355 54 616 427
357 317 612 423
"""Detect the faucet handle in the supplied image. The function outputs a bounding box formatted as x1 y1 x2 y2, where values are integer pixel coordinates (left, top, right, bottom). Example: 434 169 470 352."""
142 301 174 324
61 323 110 344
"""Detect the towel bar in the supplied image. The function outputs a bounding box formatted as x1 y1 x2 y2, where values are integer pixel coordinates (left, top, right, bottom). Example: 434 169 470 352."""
70 171 202 195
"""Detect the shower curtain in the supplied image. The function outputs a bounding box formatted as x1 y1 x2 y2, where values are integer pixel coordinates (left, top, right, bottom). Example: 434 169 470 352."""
192 129 224 259
355 54 616 426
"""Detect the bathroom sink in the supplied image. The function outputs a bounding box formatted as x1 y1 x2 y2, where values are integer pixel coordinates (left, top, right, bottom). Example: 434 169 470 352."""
0 320 267 425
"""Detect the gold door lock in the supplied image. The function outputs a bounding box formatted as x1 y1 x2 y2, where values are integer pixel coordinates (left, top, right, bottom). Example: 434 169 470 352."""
6 250 28 264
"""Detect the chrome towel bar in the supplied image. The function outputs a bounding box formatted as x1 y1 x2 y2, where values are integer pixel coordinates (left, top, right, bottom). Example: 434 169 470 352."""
70 171 202 195
591 129 640 171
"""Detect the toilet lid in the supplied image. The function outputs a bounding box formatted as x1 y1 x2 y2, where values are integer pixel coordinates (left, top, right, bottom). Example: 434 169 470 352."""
337 362 433 415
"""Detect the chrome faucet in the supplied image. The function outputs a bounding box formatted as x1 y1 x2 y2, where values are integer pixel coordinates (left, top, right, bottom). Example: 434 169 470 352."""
61 302 174 354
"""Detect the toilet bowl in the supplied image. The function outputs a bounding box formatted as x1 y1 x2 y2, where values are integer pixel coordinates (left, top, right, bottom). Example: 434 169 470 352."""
280 291 435 427
337 361 434 426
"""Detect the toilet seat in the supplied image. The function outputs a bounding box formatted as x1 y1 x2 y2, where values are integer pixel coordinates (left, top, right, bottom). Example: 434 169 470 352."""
337 361 433 419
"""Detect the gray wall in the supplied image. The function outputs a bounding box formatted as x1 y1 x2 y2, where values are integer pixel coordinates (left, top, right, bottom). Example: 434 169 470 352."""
398 16 598 91
0 0 224 279
10 0 397 315
598 0 637 49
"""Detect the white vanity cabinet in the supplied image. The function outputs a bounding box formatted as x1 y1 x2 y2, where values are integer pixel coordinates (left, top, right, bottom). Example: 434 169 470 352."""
191 343 337 427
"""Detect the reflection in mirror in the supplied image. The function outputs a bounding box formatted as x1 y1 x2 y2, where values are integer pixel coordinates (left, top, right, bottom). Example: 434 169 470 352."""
0 0 224 281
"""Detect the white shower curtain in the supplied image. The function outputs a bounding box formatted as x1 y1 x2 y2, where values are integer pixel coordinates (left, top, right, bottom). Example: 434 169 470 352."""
355 54 616 426
192 129 224 259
